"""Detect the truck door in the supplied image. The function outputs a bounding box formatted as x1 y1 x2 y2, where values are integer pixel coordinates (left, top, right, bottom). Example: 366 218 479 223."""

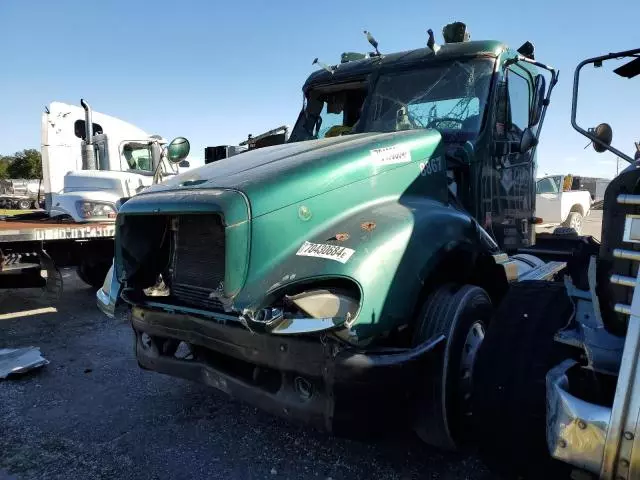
535 176 562 223
490 64 538 250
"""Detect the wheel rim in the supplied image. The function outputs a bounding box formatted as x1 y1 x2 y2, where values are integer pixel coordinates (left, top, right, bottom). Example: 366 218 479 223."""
570 215 581 232
458 321 485 415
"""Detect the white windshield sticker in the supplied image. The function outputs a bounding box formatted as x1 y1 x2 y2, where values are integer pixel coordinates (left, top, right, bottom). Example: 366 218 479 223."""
296 241 355 264
370 145 411 165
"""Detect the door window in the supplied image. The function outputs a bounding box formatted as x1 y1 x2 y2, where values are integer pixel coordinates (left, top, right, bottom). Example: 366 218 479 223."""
506 69 531 134
121 142 153 172
536 177 560 194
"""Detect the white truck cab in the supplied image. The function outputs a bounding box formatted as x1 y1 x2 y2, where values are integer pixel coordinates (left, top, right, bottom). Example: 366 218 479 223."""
41 101 188 222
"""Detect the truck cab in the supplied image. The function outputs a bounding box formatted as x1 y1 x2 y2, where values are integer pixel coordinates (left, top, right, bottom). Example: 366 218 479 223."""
97 23 561 450
288 38 553 251
41 101 189 222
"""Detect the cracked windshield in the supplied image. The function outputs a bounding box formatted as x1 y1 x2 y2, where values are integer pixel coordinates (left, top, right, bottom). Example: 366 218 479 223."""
294 58 494 141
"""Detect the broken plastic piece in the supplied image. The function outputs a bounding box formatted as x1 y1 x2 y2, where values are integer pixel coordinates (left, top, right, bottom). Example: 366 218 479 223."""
0 347 49 379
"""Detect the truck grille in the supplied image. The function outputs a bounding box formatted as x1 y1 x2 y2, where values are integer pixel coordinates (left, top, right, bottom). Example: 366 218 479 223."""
171 214 225 310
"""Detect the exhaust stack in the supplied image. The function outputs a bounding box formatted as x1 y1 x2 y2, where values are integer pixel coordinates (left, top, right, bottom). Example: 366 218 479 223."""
80 99 97 170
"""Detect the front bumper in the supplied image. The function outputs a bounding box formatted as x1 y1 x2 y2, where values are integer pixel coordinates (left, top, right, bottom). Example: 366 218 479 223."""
131 306 444 434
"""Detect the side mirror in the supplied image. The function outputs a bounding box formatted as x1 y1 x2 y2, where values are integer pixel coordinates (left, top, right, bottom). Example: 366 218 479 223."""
167 137 190 164
178 160 190 168
520 127 538 153
530 74 546 127
588 123 613 153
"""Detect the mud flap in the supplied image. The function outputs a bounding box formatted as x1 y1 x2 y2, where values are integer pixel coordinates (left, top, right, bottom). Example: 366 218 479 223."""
40 251 63 300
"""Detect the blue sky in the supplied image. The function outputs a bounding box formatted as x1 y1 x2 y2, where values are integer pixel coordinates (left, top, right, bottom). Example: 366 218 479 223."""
0 0 637 178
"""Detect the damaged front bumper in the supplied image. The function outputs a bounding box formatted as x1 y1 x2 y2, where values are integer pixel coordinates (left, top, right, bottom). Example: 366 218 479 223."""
130 305 445 434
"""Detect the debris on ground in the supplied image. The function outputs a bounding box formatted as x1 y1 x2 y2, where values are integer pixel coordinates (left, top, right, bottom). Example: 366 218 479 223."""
0 347 49 379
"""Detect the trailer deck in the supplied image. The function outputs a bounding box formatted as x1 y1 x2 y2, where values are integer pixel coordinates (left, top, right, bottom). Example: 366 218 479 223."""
0 219 115 243
0 218 116 289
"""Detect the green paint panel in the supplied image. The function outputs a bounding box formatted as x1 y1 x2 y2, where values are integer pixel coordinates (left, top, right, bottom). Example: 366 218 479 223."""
142 130 443 218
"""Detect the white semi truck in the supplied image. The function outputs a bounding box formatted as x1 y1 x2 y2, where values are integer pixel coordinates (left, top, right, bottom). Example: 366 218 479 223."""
41 99 190 220
0 100 190 292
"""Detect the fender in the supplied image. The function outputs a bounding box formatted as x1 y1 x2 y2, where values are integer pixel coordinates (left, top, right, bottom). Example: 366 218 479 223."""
234 194 490 342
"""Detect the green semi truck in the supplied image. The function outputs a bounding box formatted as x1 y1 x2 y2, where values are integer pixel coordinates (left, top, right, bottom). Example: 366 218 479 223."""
97 22 640 475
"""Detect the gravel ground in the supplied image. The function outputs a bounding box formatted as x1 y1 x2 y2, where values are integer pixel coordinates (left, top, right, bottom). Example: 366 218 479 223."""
0 271 497 480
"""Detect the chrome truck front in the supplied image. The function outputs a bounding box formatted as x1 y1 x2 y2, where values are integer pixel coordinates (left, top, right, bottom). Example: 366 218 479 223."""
546 200 640 479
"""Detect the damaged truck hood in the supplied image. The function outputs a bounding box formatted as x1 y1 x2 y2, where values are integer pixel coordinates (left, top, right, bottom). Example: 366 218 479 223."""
142 130 442 217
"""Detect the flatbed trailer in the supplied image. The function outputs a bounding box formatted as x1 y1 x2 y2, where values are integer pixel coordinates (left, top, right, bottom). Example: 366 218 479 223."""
0 218 114 291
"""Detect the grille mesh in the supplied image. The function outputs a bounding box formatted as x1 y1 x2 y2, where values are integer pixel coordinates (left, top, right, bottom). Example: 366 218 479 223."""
171 214 225 309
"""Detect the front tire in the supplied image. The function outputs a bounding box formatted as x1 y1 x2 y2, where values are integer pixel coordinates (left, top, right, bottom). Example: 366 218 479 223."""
412 284 492 450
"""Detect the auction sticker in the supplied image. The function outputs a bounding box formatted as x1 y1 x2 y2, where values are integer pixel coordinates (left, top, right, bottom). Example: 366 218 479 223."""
296 241 355 264
370 145 411 165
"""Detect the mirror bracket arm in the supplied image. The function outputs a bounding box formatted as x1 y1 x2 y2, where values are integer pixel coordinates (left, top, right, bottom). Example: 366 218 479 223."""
571 49 640 163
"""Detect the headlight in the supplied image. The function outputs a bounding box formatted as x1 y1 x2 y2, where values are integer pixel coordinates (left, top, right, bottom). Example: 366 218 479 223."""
75 201 117 219
286 290 358 321
242 288 360 336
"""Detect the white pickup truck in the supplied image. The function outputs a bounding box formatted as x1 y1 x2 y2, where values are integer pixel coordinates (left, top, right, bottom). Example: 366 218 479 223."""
535 174 592 234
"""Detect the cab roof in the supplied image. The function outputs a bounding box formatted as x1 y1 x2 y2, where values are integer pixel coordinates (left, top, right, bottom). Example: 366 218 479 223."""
303 40 508 90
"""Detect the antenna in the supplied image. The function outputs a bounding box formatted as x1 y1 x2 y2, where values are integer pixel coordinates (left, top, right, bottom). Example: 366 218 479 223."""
363 30 381 56
427 29 440 54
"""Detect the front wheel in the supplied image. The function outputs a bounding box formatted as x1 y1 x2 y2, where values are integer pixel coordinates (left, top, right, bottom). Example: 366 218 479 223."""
412 284 492 450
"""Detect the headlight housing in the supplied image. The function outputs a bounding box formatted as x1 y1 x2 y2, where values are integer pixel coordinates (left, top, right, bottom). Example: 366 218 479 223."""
242 287 361 337
75 201 117 219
